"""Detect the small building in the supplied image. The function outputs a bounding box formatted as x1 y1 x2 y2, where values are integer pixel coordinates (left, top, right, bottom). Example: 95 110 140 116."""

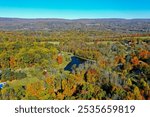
0 82 6 89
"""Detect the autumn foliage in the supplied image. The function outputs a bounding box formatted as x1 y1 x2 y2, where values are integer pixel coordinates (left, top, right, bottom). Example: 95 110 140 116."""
0 30 150 100
57 54 63 64
131 56 139 65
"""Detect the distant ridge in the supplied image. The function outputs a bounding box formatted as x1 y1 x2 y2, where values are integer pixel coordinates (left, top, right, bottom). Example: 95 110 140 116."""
0 17 150 33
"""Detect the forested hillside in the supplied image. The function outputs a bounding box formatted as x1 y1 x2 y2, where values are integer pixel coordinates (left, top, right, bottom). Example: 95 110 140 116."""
0 18 150 100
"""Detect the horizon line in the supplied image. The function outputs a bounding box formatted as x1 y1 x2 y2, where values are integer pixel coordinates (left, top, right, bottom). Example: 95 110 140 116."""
0 16 150 20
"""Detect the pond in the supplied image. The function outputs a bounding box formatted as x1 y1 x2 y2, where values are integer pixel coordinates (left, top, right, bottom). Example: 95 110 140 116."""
64 56 86 71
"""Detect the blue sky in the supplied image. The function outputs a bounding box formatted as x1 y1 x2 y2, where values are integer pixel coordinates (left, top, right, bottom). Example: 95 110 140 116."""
0 0 150 19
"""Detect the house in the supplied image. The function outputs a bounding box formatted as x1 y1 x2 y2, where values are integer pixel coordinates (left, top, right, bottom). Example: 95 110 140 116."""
0 82 6 89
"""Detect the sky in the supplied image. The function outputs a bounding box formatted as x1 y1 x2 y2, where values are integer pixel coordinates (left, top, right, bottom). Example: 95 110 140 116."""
0 0 150 19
